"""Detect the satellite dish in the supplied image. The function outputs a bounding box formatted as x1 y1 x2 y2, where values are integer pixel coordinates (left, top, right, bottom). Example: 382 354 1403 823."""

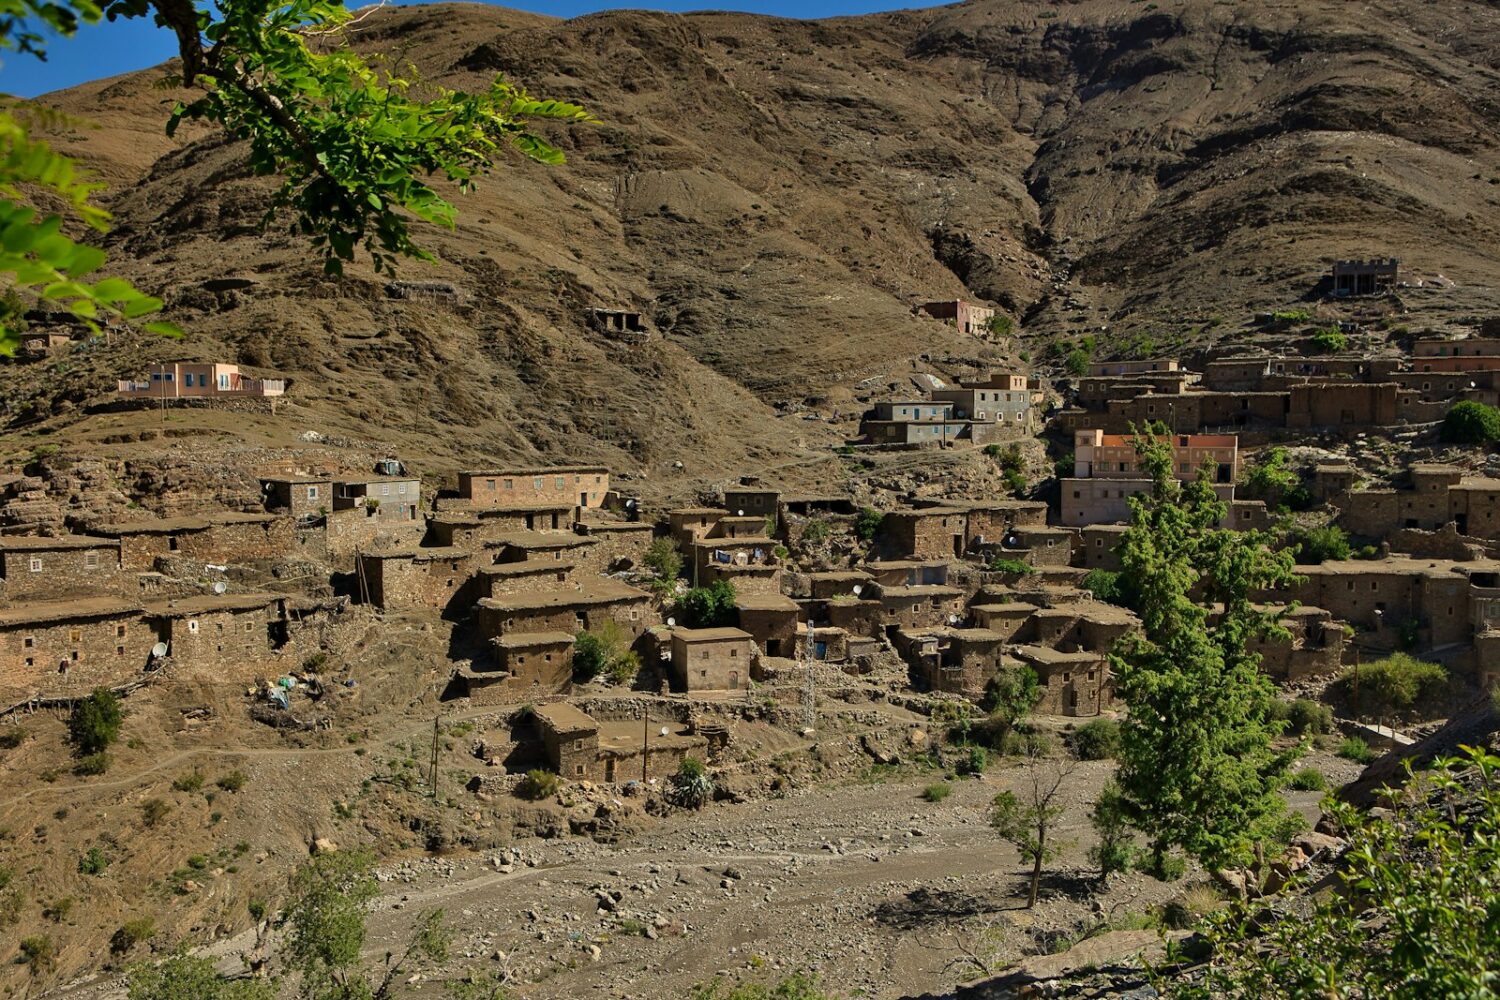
666 617 676 627
659 726 669 737
625 499 636 508
151 642 168 658
212 581 228 594
851 584 863 596
736 510 745 517
263 483 272 492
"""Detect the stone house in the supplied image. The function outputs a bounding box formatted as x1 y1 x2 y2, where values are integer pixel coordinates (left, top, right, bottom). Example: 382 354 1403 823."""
118 363 286 399
95 512 295 571
979 526 1077 568
723 489 779 522
333 476 421 522
691 536 781 594
822 598 886 641
1011 645 1112 716
145 592 289 681
0 536 122 600
865 560 948 588
895 626 1006 698
477 561 578 598
881 508 969 560
1078 525 1128 571
1287 557 1500 651
536 702 600 780
916 299 995 336
355 547 481 614
1334 465 1500 542
872 583 966 631
0 598 153 706
968 602 1039 640
570 521 657 575
1235 605 1347 680
457 467 609 511
669 627 755 692
667 508 727 550
804 571 874 600
475 579 654 639
734 593 799 658
1087 359 1180 377
1413 337 1500 357
490 632 574 696
16 331 71 359
262 477 331 520
962 501 1049 546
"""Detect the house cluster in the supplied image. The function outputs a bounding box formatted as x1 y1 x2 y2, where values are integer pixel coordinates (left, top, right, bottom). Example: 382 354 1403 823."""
858 371 1044 448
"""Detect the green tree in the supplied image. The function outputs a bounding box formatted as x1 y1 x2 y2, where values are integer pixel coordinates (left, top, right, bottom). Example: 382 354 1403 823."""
677 579 737 628
1088 779 1137 877
68 687 123 756
643 537 683 582
128 952 275 1000
1161 748 1500 998
1238 447 1310 510
979 665 1040 746
1308 327 1347 353
1440 400 1500 444
1110 429 1303 877
852 507 883 543
1291 524 1350 564
1081 568 1135 607
0 0 592 352
572 620 635 684
1332 652 1446 717
990 738 1076 907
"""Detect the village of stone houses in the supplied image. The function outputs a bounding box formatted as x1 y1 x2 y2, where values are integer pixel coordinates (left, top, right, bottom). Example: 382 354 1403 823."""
1 243 1498 1000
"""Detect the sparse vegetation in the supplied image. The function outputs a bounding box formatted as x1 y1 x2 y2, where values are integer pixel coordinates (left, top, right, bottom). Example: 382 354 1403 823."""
78 846 110 875
216 769 248 792
853 507 883 543
19 934 55 973
801 518 831 545
574 620 640 684
172 771 206 793
644 536 683 582
1286 767 1327 791
1239 447 1311 510
986 556 1032 575
1292 524 1351 564
1271 698 1333 737
140 798 172 828
515 769 561 800
111 916 157 954
1308 327 1348 353
922 782 953 803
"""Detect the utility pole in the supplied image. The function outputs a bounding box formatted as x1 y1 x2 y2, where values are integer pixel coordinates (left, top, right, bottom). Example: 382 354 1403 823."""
803 617 817 733
429 716 439 798
642 706 650 784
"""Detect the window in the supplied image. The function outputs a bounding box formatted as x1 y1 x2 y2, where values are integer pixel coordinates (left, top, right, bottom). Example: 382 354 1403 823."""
533 477 543 490
116 625 126 638
306 485 320 500
555 477 565 489
730 648 738 657
69 629 80 642
576 765 585 775
573 739 583 751
28 557 41 573
116 645 125 656
185 372 195 387
503 479 513 489
23 636 33 649
381 484 390 496
188 619 200 633
85 551 100 569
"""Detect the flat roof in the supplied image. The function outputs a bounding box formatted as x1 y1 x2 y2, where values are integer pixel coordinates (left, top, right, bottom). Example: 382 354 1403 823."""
866 559 948 570
494 631 575 648
534 701 596 733
1011 644 1105 665
808 571 873 581
482 560 575 576
96 511 278 534
877 585 963 599
1299 557 1500 577
971 602 1040 615
145 592 282 616
486 531 592 550
668 507 727 517
673 627 752 643
336 476 420 485
479 579 648 612
260 476 329 484
735 594 800 612
0 535 117 551
463 465 608 477
361 545 472 561
0 597 142 627
691 536 776 548
1032 602 1140 625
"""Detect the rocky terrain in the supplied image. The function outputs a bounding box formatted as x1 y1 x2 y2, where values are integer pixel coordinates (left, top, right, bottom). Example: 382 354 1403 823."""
3 0 1498 494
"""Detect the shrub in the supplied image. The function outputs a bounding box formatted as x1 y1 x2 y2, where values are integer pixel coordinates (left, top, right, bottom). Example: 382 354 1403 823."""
1338 737 1376 764
987 557 1032 575
0 727 25 750
1138 850 1188 882
1072 718 1121 760
1081 568 1134 607
1278 698 1333 736
958 746 989 775
140 798 171 828
988 314 1015 338
1240 447 1311 510
67 688 123 756
1287 767 1327 791
853 507 883 543
515 769 561 801
573 631 608 681
1089 780 1136 876
73 751 110 775
644 536 682 582
1335 653 1447 716
1309 328 1348 353
18 934 54 972
172 771 205 793
42 896 73 922
1294 524 1351 564
78 847 109 875
668 757 714 809
606 650 642 687
922 782 953 803
1065 348 1091 376
216 769 247 792
801 518 831 545
110 916 156 954
1440 400 1500 444
677 579 738 628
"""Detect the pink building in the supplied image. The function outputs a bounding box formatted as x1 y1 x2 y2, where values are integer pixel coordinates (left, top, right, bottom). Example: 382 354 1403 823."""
916 300 996 337
118 363 286 399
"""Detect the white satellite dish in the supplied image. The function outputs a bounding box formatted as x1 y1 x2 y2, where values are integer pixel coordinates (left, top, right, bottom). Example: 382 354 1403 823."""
659 726 669 737
151 642 168 658
212 581 228 594
666 617 676 627
736 510 745 516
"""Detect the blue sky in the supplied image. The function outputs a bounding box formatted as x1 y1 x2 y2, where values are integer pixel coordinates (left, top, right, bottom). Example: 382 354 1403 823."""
3 0 926 97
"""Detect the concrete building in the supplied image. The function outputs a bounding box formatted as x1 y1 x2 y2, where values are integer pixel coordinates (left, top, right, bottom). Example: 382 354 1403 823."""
333 476 421 521
870 401 953 423
458 467 609 511
930 374 1034 432
916 299 995 336
669 627 754 692
1061 430 1239 527
1331 258 1398 297
118 363 286 399
262 477 331 519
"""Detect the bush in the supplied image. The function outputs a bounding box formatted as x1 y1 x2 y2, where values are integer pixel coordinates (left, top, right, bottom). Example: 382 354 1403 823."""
801 518 831 545
1309 328 1348 353
515 769 561 801
172 771 205 793
1277 698 1333 736
1138 850 1188 882
668 757 714 809
1336 653 1447 716
42 896 73 922
853 507 883 543
1440 400 1500 444
1294 524 1351 564
644 536 683 582
1089 780 1136 876
216 769 247 792
1065 348 1091 376
574 620 638 683
1072 718 1121 760
1338 737 1376 764
78 846 109 875
1287 767 1327 791
958 745 989 775
606 650 642 687
110 916 156 954
573 631 608 681
140 798 171 828
1240 447 1311 510
922 782 953 803
987 557 1032 575
68 688 123 756
0 727 25 750
677 579 738 628
18 934 54 972
73 751 110 775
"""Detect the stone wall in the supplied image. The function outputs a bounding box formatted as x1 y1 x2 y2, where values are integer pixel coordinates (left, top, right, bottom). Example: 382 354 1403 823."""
0 606 155 704
0 543 123 601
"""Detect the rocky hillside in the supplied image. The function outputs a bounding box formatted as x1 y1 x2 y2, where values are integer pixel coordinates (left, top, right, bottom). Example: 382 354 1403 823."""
7 0 1500 493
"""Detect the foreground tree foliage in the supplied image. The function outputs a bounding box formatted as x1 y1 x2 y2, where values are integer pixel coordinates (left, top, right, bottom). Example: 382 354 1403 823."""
1160 747 1500 998
0 0 592 351
1109 427 1303 875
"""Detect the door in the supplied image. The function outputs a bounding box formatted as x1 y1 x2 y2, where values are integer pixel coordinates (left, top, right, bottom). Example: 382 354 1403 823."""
580 492 588 506
605 758 615 782
728 670 739 690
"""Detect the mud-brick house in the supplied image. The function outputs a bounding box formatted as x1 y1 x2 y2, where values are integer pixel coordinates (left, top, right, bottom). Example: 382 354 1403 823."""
1238 605 1347 681
145 592 290 680
968 602 1039 641
670 627 754 692
261 477 332 520
895 626 1006 698
536 702 599 780
734 594 799 658
872 581 966 630
355 547 481 615
489 531 596 565
691 533 781 595
881 508 969 560
1077 525 1128 571
0 536 122 600
477 561 577 598
1025 602 1140 654
475 579 654 639
1011 645 1112 716
457 467 609 511
804 571 873 601
667 508 727 550
459 632 575 704
916 299 995 336
979 526 1077 569
1287 557 1498 650
96 512 293 571
0 598 152 705
722 489 780 522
